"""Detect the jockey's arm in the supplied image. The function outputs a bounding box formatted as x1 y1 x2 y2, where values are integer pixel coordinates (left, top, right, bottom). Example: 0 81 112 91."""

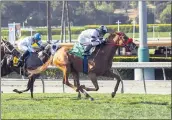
36 40 42 47
36 40 44 50
90 31 103 46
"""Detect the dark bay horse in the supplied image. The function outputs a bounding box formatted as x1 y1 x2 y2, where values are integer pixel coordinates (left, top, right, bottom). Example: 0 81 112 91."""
1 39 21 76
28 32 136 100
1 39 52 98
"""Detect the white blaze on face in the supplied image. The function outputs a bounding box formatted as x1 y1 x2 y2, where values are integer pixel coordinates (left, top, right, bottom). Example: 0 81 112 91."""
51 44 59 55
7 55 13 65
38 51 43 58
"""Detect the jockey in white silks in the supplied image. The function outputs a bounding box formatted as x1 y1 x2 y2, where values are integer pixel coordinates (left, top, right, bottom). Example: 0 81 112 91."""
78 25 108 56
17 33 44 67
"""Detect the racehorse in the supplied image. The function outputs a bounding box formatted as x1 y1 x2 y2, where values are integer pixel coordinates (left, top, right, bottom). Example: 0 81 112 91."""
28 32 137 100
1 39 21 76
1 39 52 98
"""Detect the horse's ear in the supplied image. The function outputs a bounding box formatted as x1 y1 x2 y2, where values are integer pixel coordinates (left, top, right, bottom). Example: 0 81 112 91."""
54 40 60 43
46 40 51 44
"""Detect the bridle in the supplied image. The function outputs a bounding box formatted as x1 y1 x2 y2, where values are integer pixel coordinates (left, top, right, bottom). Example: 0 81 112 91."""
105 32 133 47
1 40 17 55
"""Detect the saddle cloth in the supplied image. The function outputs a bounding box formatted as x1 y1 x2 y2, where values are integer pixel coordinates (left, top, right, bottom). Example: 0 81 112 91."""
68 43 95 58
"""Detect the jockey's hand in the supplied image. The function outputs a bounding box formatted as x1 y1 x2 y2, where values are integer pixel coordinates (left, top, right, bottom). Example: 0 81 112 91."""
101 40 106 45
105 38 108 42
40 46 45 51
35 49 40 53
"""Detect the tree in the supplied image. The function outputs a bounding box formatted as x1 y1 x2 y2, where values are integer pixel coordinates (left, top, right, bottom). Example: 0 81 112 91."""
120 1 130 13
160 4 171 23
155 2 168 19
96 2 114 13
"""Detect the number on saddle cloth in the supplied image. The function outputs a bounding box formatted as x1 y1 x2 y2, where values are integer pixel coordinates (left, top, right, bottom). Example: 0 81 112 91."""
13 56 19 66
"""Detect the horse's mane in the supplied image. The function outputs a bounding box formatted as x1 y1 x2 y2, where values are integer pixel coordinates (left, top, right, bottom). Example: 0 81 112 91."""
106 32 116 41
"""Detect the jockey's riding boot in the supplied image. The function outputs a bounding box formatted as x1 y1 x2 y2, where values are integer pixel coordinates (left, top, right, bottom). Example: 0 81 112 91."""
17 50 30 67
83 44 92 56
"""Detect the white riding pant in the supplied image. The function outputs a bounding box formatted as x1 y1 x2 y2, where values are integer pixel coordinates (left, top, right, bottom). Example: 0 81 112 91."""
78 35 103 47
18 44 35 52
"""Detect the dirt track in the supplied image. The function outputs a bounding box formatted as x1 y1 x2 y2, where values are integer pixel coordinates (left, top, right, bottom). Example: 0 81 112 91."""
1 79 171 95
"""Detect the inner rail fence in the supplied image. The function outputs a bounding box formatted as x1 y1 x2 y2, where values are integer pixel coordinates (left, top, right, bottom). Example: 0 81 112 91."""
2 62 171 94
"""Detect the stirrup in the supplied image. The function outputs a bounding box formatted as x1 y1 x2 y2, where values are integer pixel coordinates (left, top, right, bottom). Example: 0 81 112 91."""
82 53 91 56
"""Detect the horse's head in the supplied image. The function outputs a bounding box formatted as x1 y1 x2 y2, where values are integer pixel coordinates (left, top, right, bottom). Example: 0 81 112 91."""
38 43 52 63
1 39 21 57
106 32 136 52
1 39 21 67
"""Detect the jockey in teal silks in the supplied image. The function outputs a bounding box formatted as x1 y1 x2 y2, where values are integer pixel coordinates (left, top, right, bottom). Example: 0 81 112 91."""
78 25 108 56
17 33 44 67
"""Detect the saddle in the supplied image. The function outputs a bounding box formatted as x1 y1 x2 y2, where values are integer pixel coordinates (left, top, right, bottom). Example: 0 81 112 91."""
68 43 96 74
68 43 95 59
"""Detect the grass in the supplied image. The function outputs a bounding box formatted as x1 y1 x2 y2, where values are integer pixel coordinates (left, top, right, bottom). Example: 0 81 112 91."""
1 93 171 119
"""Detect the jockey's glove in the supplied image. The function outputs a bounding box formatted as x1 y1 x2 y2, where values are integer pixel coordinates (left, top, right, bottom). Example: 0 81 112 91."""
40 46 45 51
101 40 106 45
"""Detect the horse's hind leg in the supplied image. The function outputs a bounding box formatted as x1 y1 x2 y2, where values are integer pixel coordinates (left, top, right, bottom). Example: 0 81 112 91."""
72 72 81 99
62 67 78 92
103 70 123 98
13 78 32 94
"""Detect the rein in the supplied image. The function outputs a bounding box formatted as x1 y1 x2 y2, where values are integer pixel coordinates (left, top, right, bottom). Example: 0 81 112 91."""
105 32 131 47
2 41 16 54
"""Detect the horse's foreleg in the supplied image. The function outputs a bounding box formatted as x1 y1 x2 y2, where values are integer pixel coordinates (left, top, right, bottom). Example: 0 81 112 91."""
30 77 36 99
103 70 123 98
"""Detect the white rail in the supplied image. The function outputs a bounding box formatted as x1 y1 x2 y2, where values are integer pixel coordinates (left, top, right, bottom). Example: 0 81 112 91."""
45 62 171 94
3 62 171 94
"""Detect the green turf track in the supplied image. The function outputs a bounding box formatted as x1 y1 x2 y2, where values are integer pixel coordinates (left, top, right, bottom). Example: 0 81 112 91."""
1 93 171 119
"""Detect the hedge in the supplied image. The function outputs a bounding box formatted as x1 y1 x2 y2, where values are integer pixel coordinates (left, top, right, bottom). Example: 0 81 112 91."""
42 56 171 80
1 24 171 36
113 56 172 62
113 56 171 80
4 56 171 80
84 24 172 33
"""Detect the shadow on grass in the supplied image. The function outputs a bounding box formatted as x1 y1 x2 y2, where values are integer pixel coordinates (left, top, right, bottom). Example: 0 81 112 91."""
4 96 85 101
130 101 169 106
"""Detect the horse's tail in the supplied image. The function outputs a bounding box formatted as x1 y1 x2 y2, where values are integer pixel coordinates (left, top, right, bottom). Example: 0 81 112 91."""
27 56 53 77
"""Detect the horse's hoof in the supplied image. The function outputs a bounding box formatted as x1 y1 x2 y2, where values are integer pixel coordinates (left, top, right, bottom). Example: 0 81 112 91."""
75 88 79 92
77 95 81 99
89 97 94 101
111 92 116 98
13 89 18 93
13 89 22 94
80 85 86 89
77 96 81 100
